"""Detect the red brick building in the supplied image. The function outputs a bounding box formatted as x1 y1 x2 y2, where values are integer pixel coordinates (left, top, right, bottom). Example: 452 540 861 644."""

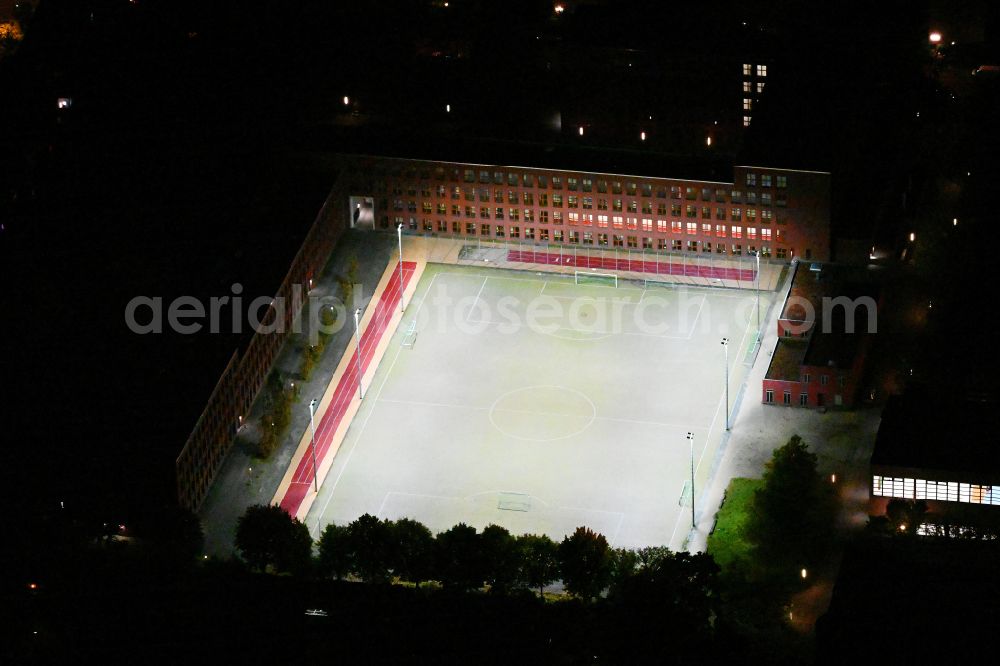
762 263 878 409
341 155 831 262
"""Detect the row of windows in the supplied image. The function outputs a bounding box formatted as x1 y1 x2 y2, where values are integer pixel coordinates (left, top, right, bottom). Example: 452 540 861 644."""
765 390 817 406
378 168 788 195
388 216 785 256
389 184 788 205
397 199 786 221
742 63 768 77
873 476 1000 506
387 214 786 240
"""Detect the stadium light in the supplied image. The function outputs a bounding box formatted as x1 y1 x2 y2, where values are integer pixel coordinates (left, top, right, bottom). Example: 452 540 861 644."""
721 338 730 431
397 223 406 313
754 251 761 343
353 308 364 400
686 432 695 529
929 31 942 44
308 399 320 492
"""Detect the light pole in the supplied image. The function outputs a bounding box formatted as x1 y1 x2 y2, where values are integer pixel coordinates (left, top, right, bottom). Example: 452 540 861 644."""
353 308 364 400
687 432 695 529
755 251 761 342
397 223 405 313
721 338 730 431
308 399 320 492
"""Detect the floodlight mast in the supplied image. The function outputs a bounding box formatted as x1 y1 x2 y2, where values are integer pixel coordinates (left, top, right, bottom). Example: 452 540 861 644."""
722 338 730 431
353 308 364 400
397 223 405 313
687 432 695 529
308 399 320 492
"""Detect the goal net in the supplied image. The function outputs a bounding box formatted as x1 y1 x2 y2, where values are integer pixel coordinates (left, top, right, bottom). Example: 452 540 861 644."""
401 320 418 348
574 271 618 288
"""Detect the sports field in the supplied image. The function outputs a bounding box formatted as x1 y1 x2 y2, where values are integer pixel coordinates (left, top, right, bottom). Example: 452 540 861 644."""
305 262 770 549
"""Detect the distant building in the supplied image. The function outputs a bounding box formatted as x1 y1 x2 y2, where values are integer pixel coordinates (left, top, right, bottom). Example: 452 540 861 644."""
870 392 1000 518
341 155 831 262
762 263 878 408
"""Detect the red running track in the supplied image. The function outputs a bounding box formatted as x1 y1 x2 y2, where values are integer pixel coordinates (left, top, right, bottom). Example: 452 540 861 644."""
279 261 416 517
505 250 756 282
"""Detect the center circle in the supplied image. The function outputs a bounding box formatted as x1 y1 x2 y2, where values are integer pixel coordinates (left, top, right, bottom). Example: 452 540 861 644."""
488 385 597 442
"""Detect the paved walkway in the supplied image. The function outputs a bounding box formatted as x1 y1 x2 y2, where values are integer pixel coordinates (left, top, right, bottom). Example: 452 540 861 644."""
688 263 883 631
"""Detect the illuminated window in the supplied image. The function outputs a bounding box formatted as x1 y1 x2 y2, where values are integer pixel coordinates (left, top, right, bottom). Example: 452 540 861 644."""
743 63 752 76
567 177 578 191
671 221 682 234
656 220 667 232
613 216 624 229
701 223 711 235
743 81 752 93
757 64 767 77
571 212 583 225
732 226 742 239
757 82 765 93
686 222 698 235
776 175 788 188
743 98 752 111
508 208 518 220
716 225 727 238
747 227 757 240
686 205 697 218
582 178 592 191
743 115 751 127
731 208 742 221
642 218 653 231
596 214 607 227
746 172 757 187
761 228 772 241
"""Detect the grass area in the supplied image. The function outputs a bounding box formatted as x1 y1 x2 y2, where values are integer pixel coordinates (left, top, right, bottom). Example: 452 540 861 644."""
707 477 762 571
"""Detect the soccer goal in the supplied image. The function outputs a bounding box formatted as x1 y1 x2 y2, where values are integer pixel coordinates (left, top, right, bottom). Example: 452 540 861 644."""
644 278 678 291
575 271 618 288
401 320 418 348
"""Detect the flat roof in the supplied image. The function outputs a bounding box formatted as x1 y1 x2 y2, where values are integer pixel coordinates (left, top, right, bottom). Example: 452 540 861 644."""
872 392 1000 475
766 338 809 381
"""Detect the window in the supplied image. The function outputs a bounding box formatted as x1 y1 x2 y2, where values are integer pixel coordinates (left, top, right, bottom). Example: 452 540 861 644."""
495 207 504 220
743 63 752 76
508 173 519 186
686 222 698 235
522 174 534 188
540 228 549 241
799 393 808 406
745 172 757 187
567 177 578 191
671 203 681 217
539 193 548 206
598 198 608 210
641 183 652 197
612 181 622 194
701 207 711 219
783 391 791 405
466 223 476 235
777 248 787 260
715 207 726 220
480 206 490 219
570 212 581 225
743 98 752 111
765 390 774 403
820 375 829 386
612 216 624 229
597 180 608 193
731 208 742 221
685 187 697 200
509 226 520 238
525 227 535 239
716 225 727 238
671 221 683 234
757 82 765 93
670 185 681 199
743 115 751 127
597 214 608 227
761 174 772 188
761 228 772 241
524 209 534 222
701 223 712 235
686 205 697 218
731 226 742 239
757 64 767 77
568 195 578 208
481 223 490 236
626 182 637 196
746 208 757 221
731 190 743 203
743 81 752 93
761 193 773 206
747 228 756 239
507 190 518 204
776 175 788 188
569 230 579 243
537 175 549 188
582 178 593 192
540 210 549 224
672 239 682 251
715 189 727 203
642 218 653 231
552 195 563 208
523 192 534 206
657 220 667 232
509 208 519 220
802 373 811 383
552 176 563 189
583 232 593 245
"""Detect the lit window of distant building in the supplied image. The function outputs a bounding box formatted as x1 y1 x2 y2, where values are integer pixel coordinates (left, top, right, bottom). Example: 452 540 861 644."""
743 115 751 127
743 63 752 76
757 64 767 76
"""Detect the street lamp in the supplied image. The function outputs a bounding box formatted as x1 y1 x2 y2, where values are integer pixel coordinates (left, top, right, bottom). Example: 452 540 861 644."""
687 432 695 529
353 308 364 400
754 250 761 343
397 223 405 313
308 399 320 492
721 338 730 431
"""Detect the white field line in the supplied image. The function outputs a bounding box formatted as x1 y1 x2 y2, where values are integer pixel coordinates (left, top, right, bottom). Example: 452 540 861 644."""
465 277 489 322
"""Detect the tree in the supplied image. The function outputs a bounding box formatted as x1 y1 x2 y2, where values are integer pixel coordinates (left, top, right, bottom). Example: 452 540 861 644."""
480 524 520 594
885 499 928 536
317 522 351 579
748 435 836 570
389 518 434 586
133 505 204 567
516 534 559 596
558 527 612 601
607 548 640 598
235 504 312 574
434 523 483 591
347 513 393 583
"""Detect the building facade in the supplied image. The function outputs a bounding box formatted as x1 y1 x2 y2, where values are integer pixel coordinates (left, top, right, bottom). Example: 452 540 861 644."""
341 155 831 262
